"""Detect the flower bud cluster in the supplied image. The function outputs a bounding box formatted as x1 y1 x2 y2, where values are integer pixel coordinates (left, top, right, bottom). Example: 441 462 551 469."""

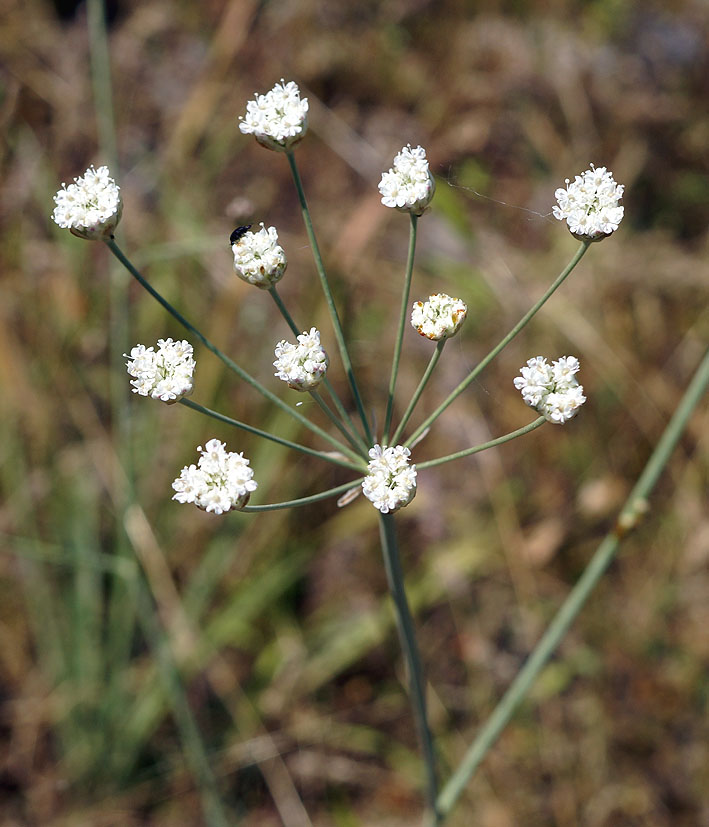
514 356 586 424
273 328 329 391
172 439 257 514
232 223 287 288
238 80 309 152
52 165 122 240
125 338 195 403
553 165 624 240
411 293 467 341
378 145 435 215
362 445 417 514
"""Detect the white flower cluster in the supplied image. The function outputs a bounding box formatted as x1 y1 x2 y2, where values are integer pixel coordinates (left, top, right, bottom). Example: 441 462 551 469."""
52 165 122 240
553 165 624 239
362 445 417 514
378 144 435 215
172 439 257 514
239 80 309 152
274 327 329 391
232 223 287 289
514 356 586 424
411 293 467 341
125 338 196 403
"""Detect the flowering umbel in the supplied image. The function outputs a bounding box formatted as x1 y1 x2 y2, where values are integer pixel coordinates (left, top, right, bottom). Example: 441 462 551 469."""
362 445 417 514
232 223 287 288
514 356 586 424
172 439 257 514
239 80 309 152
274 327 329 391
125 338 195 404
378 145 435 215
411 293 467 341
52 165 122 240
553 165 624 240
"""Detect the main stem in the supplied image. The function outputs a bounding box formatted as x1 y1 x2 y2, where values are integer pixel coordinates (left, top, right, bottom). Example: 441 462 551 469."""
286 151 374 445
406 240 590 447
378 513 440 824
383 213 418 443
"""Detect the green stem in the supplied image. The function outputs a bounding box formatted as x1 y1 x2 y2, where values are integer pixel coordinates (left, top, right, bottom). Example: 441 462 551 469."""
379 514 440 824
406 241 590 447
437 345 709 818
269 286 369 455
105 239 363 466
241 478 364 512
87 0 139 775
178 399 366 471
136 581 230 827
383 213 418 443
417 417 546 470
391 340 446 446
286 151 374 445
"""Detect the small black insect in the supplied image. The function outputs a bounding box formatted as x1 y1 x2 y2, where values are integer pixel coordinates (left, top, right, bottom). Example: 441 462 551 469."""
230 224 252 245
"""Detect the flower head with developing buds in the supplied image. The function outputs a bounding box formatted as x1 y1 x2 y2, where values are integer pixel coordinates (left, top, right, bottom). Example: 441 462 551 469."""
553 165 624 240
379 145 435 216
239 80 309 152
514 356 586 424
52 165 122 240
125 338 195 404
411 293 467 341
232 223 287 289
172 439 257 514
362 445 417 514
274 327 329 391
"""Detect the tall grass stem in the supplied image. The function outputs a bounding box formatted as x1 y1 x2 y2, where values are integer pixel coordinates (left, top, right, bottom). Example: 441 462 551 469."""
437 345 709 817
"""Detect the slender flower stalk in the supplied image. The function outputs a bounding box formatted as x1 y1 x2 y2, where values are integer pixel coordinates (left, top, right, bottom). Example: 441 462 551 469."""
406 240 590 447
416 417 547 470
379 514 440 824
436 346 709 817
391 340 446 446
179 399 366 472
104 239 365 466
269 286 369 454
286 150 374 444
241 478 365 512
383 213 418 443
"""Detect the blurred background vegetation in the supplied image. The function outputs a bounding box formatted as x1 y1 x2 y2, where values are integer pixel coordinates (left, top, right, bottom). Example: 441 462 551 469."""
1 0 708 824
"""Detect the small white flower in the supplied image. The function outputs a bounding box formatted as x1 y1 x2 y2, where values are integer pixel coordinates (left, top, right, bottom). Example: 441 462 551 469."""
411 293 467 341
239 79 309 152
125 338 195 403
378 144 435 215
172 439 257 514
362 444 417 514
514 355 586 424
274 327 329 391
552 165 624 240
52 165 123 240
232 223 287 289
